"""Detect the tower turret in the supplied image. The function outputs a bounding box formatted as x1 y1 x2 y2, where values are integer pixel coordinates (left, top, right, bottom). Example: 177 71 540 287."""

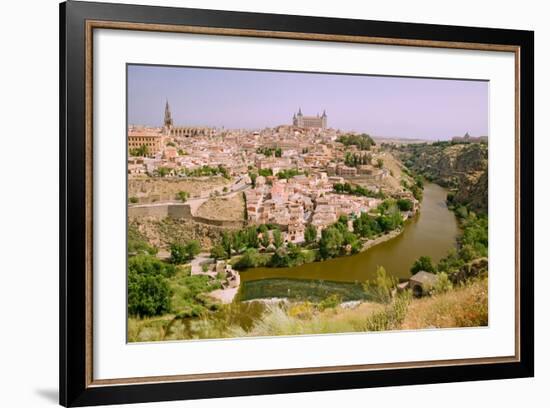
164 99 173 129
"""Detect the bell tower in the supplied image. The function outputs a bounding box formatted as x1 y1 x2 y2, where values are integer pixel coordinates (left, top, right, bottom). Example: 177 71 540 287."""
164 99 173 134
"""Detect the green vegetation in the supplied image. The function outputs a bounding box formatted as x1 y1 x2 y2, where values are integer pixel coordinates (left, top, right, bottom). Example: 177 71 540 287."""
256 146 282 157
344 152 372 167
362 266 397 304
156 167 170 177
233 248 267 269
277 168 302 180
127 254 176 317
249 171 258 187
333 182 385 198
272 229 284 249
128 224 157 256
268 244 316 268
410 255 436 274
304 224 317 244
176 191 189 202
240 278 367 302
401 175 424 201
129 276 487 341
129 144 149 157
169 240 201 264
337 133 376 150
258 168 273 177
129 196 139 204
180 165 230 179
396 198 413 211
210 244 226 260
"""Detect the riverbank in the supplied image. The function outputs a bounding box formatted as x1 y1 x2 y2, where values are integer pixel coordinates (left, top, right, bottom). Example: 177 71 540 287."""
240 183 458 284
361 226 404 251
128 275 488 342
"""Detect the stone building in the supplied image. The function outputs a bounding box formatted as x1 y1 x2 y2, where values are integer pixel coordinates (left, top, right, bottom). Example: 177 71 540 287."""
292 108 327 129
163 99 215 138
127 128 163 155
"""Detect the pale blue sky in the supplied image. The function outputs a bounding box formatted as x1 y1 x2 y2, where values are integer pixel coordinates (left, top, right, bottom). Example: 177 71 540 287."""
128 64 488 140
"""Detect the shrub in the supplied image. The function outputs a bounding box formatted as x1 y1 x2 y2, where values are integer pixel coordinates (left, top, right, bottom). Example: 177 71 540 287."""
170 240 201 264
396 198 413 211
128 271 172 317
129 196 139 204
319 226 344 259
127 254 175 317
176 191 189 202
210 244 226 260
233 248 266 270
410 256 436 274
362 266 397 304
304 224 317 244
434 272 453 294
128 254 176 278
318 294 342 311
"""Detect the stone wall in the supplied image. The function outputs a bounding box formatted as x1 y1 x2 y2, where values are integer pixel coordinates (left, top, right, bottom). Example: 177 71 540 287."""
128 203 244 228
128 203 192 219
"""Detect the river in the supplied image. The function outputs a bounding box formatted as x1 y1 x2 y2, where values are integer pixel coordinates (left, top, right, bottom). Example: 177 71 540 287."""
240 183 459 285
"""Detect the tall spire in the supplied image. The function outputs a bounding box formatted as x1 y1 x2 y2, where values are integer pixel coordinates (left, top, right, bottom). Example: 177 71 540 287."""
164 99 173 128
298 107 302 116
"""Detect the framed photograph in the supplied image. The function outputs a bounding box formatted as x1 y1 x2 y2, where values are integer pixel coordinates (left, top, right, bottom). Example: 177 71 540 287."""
60 1 534 406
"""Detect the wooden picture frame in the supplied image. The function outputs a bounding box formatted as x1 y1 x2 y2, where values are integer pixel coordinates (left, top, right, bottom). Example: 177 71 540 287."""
60 1 534 406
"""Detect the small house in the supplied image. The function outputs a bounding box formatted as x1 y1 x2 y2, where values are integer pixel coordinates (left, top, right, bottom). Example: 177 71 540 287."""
409 271 437 297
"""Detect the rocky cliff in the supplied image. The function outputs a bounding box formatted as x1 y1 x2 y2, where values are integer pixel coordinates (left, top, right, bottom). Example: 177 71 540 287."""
394 142 488 212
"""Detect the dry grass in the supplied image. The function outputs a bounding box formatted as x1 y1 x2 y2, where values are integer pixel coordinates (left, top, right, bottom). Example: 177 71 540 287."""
401 277 488 330
195 193 245 221
128 278 488 342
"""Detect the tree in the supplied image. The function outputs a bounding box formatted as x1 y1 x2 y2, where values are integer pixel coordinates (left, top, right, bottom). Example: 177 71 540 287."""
176 191 188 202
128 270 172 317
304 224 317 244
221 232 232 258
232 231 245 253
319 226 344 259
272 229 284 249
249 172 258 187
275 147 282 157
246 227 259 248
396 198 413 211
127 254 175 317
210 244 226 260
410 255 436 274
130 144 149 157
156 167 170 177
260 232 271 249
170 240 200 264
362 266 396 304
184 240 201 260
233 248 265 270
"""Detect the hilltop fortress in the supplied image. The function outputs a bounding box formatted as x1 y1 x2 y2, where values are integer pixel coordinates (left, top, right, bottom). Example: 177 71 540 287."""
292 108 328 129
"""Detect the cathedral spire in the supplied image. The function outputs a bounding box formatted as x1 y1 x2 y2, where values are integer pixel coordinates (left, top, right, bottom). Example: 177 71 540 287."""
164 99 173 128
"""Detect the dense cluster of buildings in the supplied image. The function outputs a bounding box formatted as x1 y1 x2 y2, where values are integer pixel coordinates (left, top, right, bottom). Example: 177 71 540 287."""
128 101 416 242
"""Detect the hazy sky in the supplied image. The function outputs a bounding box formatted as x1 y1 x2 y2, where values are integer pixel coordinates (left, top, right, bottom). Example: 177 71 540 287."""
127 64 488 140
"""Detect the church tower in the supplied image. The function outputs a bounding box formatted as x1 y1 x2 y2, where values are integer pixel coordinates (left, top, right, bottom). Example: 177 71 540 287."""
164 99 173 134
321 109 328 129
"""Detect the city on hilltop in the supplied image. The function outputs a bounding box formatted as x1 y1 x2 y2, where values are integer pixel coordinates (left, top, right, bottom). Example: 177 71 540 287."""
126 67 489 343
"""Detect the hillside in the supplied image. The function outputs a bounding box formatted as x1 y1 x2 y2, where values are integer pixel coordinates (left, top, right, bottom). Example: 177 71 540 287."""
128 276 488 341
391 142 488 212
